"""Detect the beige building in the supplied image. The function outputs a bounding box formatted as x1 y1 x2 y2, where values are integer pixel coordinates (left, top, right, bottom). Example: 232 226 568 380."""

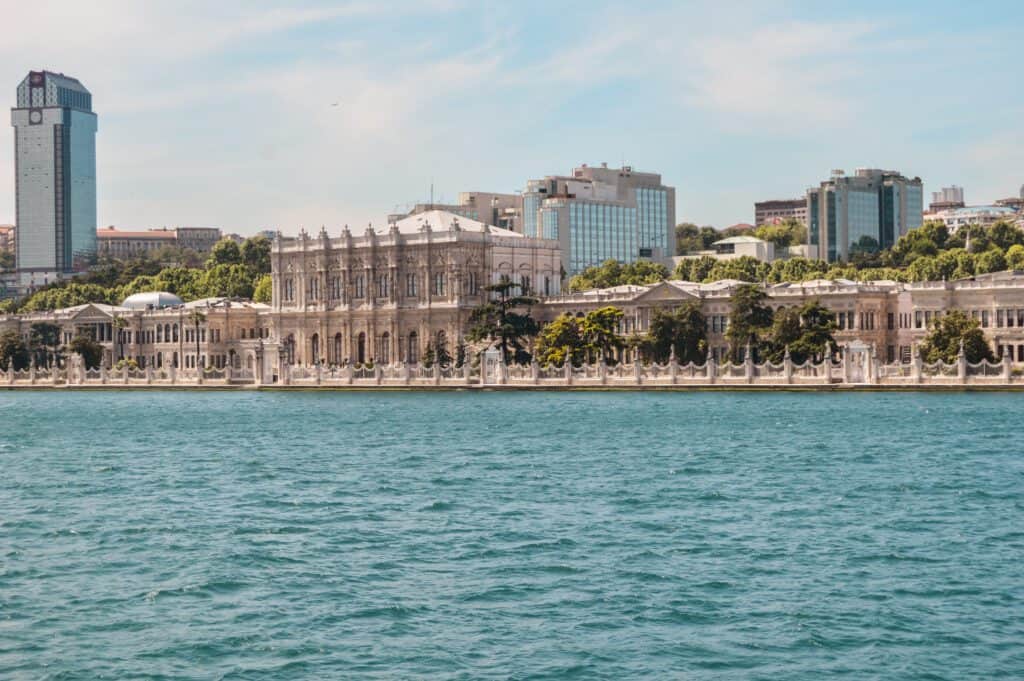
270 210 562 366
97 226 222 258
754 199 807 226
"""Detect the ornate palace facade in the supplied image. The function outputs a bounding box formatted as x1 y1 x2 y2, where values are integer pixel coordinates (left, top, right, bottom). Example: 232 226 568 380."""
269 210 562 366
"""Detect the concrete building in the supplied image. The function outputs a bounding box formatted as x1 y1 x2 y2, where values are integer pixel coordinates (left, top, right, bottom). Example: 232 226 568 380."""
754 199 807 226
0 224 14 257
923 205 1019 232
96 226 223 258
807 168 923 262
11 71 98 287
270 209 562 366
929 185 966 212
390 192 523 233
521 163 675 275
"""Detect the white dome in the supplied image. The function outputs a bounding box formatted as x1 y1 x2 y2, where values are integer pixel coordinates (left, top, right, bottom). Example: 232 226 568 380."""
121 291 184 310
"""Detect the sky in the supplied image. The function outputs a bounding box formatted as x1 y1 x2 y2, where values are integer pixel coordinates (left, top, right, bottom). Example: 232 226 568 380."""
1 0 1022 235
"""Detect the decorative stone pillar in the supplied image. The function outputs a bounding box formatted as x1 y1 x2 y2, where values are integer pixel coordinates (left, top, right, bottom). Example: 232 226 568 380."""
599 358 608 386
957 340 967 384
707 355 717 384
345 363 353 385
432 363 441 386
315 362 323 386
531 359 540 385
403 361 411 385
100 364 108 385
783 346 793 385
123 366 130 385
463 359 472 385
376 363 384 386
7 366 14 385
1003 345 1013 383
565 359 573 386
146 365 154 385
169 363 177 385
633 359 642 385
911 347 922 384
78 359 86 385
744 343 754 384
29 364 36 385
669 347 678 385
226 364 234 384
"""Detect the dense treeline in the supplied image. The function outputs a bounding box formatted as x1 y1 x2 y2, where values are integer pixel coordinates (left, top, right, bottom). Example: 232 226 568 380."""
0 236 273 313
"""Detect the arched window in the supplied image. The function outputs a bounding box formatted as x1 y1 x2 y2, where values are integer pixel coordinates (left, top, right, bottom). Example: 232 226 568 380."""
156 352 163 368
310 333 320 365
378 274 389 298
354 275 365 298
164 324 171 342
172 324 179 342
406 273 418 297
380 333 390 364
433 272 445 296
284 334 295 364
172 352 179 368
407 332 418 364
333 333 342 365
357 332 366 364
156 325 163 343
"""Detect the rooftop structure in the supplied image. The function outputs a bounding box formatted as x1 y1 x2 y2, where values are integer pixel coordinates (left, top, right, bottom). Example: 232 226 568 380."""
924 205 1019 232
97 226 222 258
754 199 807 226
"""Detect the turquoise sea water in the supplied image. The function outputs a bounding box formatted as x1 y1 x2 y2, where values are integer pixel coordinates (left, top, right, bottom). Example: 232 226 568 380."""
1 391 1022 679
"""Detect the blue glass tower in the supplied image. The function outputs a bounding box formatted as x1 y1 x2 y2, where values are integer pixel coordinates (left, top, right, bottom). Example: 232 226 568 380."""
11 70 97 283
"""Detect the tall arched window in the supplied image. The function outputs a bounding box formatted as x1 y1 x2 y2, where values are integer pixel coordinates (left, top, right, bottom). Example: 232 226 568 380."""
357 332 366 364
156 325 163 343
172 324 179 342
380 333 391 364
354 275 365 298
284 334 296 364
310 333 320 365
408 332 418 364
378 274 389 298
164 324 171 342
333 333 342 365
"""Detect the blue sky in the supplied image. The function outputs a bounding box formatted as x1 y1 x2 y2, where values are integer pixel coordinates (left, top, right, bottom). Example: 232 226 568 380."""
1 0 1022 235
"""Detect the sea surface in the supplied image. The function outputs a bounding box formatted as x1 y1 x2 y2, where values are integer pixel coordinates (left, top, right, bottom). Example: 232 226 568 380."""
1 391 1022 679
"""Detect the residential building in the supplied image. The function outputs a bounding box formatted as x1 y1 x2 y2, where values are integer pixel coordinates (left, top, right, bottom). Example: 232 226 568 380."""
96 226 223 258
270 210 561 366
923 205 1019 232
11 71 98 287
755 198 807 226
390 192 523 232
929 185 965 212
0 224 14 256
807 168 923 262
520 163 675 275
672 236 776 270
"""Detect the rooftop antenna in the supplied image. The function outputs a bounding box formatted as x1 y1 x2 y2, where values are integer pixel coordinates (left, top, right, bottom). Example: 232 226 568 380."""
430 179 434 210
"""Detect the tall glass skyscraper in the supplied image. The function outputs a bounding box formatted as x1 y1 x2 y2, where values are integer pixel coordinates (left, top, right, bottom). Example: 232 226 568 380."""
806 168 922 262
521 164 675 276
11 71 97 284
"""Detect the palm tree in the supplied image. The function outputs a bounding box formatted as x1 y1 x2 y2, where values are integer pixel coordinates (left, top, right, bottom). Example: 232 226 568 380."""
188 308 206 369
112 315 128 363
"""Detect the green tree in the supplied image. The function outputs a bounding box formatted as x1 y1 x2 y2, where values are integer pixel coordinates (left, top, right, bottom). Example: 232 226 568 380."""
206 238 243 267
69 334 104 369
0 251 14 270
674 255 717 282
1006 244 1024 270
188 309 206 368
767 257 829 283
29 322 62 367
975 249 1007 274
766 300 838 364
420 341 436 369
987 221 1024 251
703 256 769 283
641 303 708 364
241 236 272 274
752 219 806 248
454 338 468 368
200 264 256 299
466 277 539 363
919 310 995 364
675 223 719 254
725 284 773 362
568 259 669 292
253 275 272 303
535 314 584 366
435 335 453 368
578 306 626 363
0 330 30 371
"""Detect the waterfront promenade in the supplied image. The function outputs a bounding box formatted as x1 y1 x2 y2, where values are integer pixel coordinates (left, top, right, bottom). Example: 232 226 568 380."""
3 349 1021 390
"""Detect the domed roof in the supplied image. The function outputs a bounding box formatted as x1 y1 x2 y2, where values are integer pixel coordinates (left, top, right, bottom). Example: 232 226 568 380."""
121 291 184 310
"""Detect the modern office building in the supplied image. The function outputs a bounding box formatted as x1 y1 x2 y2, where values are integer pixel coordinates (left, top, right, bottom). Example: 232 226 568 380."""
754 198 807 226
520 163 675 275
807 168 923 262
11 71 98 286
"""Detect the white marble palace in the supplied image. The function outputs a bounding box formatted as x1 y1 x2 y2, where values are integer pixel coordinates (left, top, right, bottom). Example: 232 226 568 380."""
8 210 1024 378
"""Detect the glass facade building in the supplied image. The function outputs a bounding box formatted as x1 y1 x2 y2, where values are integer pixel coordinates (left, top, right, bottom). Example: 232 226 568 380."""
12 71 97 281
806 169 923 262
521 165 675 275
